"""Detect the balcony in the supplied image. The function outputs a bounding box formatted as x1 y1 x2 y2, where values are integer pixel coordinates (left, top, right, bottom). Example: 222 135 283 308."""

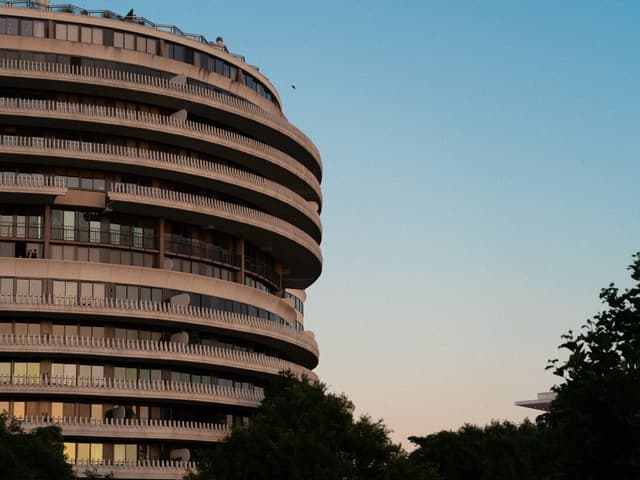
0 171 67 202
73 458 195 480
0 334 316 381
0 135 321 234
20 416 230 443
0 96 321 201
107 183 321 287
0 295 319 368
0 374 264 407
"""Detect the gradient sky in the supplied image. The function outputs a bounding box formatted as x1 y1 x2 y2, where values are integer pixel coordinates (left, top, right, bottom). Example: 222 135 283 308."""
90 0 639 446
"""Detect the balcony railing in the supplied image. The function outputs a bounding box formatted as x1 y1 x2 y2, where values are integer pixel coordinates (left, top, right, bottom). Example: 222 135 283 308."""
109 183 321 261
0 295 319 359
0 134 320 224
0 171 67 194
20 415 230 442
72 458 195 479
0 1 245 61
0 374 264 406
0 333 316 380
0 95 320 195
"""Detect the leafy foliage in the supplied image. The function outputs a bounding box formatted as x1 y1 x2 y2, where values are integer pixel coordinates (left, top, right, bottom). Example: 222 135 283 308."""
0 413 75 480
543 252 640 479
408 419 551 480
187 373 439 480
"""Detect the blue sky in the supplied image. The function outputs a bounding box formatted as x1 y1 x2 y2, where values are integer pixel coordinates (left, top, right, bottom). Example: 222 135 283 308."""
92 0 639 445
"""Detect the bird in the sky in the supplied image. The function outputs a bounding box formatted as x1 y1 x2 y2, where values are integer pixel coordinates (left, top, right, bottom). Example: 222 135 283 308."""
291 85 296 90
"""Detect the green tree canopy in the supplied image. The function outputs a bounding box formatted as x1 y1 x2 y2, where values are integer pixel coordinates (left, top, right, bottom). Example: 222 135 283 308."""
543 252 640 479
187 373 438 480
0 413 75 480
408 419 551 480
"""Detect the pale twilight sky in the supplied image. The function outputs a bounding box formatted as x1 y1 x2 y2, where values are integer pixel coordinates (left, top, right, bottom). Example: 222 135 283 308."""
89 0 639 446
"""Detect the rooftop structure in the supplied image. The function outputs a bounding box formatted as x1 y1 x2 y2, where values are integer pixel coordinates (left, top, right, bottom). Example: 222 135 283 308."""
515 391 556 412
0 3 322 478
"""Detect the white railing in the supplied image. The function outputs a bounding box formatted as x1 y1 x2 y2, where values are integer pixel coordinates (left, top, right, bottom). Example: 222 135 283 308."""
0 94 321 196
21 415 229 432
0 171 66 189
109 183 321 260
0 333 315 380
73 458 195 478
0 374 264 404
0 58 322 165
0 294 319 359
0 134 320 226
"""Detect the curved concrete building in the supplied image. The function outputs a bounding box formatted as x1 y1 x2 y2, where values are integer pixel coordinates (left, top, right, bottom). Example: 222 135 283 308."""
0 3 322 478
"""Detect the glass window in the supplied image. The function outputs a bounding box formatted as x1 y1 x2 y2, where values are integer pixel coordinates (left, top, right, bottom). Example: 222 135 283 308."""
136 36 146 52
33 21 46 38
146 38 156 55
0 362 10 377
13 401 25 418
52 402 63 418
124 33 135 50
0 278 13 295
67 24 79 42
64 443 76 462
63 211 75 241
91 404 102 420
20 19 33 37
92 28 103 45
114 444 125 462
114 31 123 48
103 29 114 47
91 443 103 461
55 23 67 40
0 18 6 35
125 444 137 461
77 443 90 461
81 26 92 44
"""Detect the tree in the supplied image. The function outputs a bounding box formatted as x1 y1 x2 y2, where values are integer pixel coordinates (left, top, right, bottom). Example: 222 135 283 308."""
543 252 640 479
408 419 551 480
186 373 438 480
0 413 75 480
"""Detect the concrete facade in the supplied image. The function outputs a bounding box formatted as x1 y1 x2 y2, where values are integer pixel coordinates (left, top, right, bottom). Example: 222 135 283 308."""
0 3 322 478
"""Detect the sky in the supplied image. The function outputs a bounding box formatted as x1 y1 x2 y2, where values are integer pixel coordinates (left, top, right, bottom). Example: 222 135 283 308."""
88 0 639 446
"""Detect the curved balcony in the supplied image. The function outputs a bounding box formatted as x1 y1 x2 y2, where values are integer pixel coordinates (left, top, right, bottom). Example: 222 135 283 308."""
0 374 264 408
0 171 67 202
0 58 322 177
108 183 321 287
20 416 230 443
0 135 321 239
0 96 321 202
0 295 319 368
0 334 316 381
73 459 195 480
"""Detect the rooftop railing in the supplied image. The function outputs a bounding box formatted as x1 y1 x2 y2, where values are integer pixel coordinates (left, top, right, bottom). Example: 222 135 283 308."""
0 0 247 62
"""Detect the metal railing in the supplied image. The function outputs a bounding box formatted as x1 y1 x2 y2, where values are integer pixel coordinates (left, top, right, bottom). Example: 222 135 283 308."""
0 94 321 195
0 133 320 224
0 294 319 357
0 0 245 62
0 374 265 403
0 333 315 379
109 183 321 262
0 171 66 188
